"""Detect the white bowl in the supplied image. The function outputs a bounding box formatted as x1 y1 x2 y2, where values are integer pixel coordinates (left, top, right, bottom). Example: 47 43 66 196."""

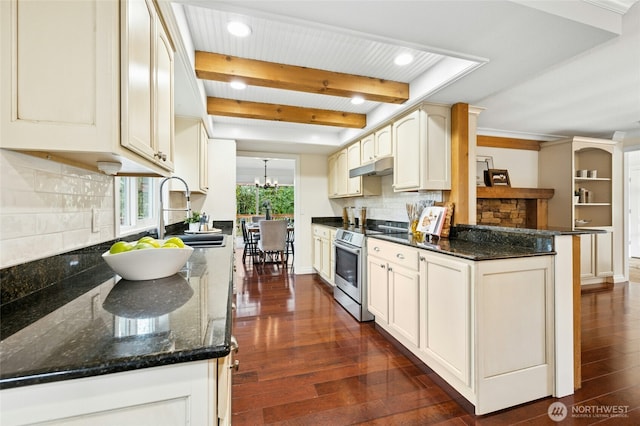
102 245 194 281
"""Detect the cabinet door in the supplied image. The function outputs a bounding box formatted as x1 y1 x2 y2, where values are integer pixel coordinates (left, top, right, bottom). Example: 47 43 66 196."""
121 0 155 159
313 236 322 272
347 142 362 195
580 234 595 280
327 153 338 197
1 0 119 152
420 253 471 385
422 105 451 189
155 21 174 171
360 134 375 164
389 263 420 347
375 125 393 158
393 110 421 191
367 256 389 324
595 231 613 277
321 237 331 279
336 149 348 196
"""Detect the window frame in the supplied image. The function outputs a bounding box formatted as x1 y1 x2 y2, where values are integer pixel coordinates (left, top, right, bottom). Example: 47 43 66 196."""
116 176 158 236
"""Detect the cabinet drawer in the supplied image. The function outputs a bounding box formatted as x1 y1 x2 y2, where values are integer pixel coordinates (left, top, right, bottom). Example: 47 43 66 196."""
313 225 330 239
367 238 418 270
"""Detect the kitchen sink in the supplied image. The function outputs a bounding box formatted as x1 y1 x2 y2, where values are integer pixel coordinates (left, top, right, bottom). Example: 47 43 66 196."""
168 233 226 248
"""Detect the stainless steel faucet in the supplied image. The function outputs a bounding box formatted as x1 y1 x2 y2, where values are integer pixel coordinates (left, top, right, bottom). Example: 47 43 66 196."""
159 176 191 239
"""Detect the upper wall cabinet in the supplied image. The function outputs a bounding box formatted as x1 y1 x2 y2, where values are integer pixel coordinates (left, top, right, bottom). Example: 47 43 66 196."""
393 104 451 192
172 117 209 193
328 143 381 199
361 125 393 164
0 0 175 176
121 0 174 172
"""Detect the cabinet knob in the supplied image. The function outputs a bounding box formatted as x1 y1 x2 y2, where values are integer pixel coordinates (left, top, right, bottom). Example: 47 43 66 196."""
380 264 385 269
396 253 405 260
230 360 240 371
373 247 380 252
230 335 239 353
154 151 167 161
388 267 393 272
419 256 426 261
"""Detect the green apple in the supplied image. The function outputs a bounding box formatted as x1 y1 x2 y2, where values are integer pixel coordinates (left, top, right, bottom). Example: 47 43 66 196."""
164 237 186 248
109 241 133 254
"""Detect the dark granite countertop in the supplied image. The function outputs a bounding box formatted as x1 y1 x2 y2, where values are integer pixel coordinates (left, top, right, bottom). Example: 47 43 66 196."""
310 217 606 261
0 237 234 390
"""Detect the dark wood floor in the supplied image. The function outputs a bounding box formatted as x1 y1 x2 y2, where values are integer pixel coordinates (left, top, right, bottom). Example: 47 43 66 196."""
231 252 640 425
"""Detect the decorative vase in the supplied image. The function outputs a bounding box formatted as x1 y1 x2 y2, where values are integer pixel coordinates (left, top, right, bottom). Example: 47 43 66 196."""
189 222 200 232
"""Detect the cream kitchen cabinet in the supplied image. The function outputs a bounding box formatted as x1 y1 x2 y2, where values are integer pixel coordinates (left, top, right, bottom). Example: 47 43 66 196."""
0 356 234 426
360 125 393 164
0 0 175 176
327 150 347 198
366 237 555 415
172 117 209 193
418 251 471 387
393 104 451 191
328 143 381 199
312 225 333 284
367 239 420 348
121 0 175 172
346 141 362 196
579 231 614 283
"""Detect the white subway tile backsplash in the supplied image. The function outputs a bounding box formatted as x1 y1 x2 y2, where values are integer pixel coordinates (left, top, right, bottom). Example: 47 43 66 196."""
0 150 115 268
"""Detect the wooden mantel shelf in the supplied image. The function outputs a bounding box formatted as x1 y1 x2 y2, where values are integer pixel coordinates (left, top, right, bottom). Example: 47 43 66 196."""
477 187 554 200
476 187 555 229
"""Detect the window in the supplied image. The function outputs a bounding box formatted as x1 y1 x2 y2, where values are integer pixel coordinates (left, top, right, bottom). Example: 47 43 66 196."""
118 177 158 234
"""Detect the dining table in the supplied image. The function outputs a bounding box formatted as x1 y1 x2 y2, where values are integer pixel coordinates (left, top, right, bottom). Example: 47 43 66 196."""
245 222 294 264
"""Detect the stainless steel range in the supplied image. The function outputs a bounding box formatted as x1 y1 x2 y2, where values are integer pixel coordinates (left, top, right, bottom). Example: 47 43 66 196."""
333 228 375 322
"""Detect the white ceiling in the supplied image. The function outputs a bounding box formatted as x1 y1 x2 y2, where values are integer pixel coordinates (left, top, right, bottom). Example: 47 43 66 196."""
168 0 640 163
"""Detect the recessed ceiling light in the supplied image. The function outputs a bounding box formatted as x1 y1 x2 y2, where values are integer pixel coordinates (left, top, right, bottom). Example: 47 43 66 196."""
227 21 252 37
230 80 247 90
394 53 414 66
351 96 365 105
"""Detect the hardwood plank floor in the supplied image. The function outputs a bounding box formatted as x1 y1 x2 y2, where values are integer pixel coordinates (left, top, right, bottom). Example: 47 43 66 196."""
232 252 640 425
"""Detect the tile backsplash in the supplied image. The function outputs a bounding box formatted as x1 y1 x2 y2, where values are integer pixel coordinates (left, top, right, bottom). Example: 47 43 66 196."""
0 150 115 268
333 175 443 222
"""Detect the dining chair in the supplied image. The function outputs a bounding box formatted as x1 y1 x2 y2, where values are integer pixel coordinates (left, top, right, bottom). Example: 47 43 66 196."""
241 219 259 263
251 215 266 223
257 220 288 267
285 228 294 264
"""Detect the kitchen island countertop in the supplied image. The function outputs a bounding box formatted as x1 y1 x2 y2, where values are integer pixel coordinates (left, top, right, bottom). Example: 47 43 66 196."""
0 236 234 390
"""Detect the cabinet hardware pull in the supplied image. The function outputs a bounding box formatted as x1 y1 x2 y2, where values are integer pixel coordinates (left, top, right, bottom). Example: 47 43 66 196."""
380 264 385 269
230 335 239 353
388 267 393 272
373 247 380 251
231 360 240 371
396 253 404 259
419 256 426 261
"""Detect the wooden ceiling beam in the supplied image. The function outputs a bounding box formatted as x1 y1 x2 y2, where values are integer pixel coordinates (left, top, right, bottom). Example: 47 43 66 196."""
207 97 366 128
195 51 409 104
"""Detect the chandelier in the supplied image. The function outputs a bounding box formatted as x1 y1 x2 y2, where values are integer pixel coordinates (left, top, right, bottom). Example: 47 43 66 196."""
255 159 278 190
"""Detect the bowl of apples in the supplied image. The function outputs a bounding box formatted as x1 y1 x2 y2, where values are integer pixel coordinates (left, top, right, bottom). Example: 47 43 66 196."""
102 236 193 281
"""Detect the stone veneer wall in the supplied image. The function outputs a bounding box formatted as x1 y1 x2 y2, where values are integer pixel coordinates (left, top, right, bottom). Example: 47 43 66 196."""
476 198 528 228
0 150 115 268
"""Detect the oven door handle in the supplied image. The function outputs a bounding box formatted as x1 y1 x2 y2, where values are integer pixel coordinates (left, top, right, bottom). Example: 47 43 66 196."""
333 241 361 256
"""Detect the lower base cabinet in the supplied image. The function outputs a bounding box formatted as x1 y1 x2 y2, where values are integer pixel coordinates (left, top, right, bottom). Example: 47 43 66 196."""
312 225 334 284
580 231 613 284
0 356 233 426
368 239 555 415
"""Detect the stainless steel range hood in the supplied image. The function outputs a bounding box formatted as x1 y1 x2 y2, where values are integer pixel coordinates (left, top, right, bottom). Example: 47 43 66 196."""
349 156 393 177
